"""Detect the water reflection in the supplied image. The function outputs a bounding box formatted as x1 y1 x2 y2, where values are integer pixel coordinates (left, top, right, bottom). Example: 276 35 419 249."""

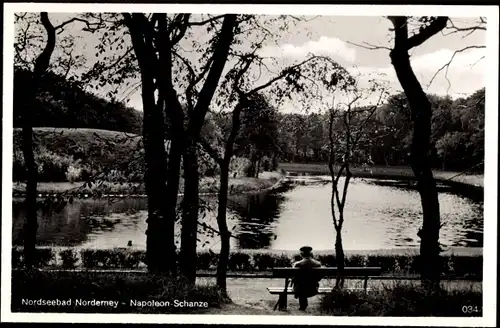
11 177 483 250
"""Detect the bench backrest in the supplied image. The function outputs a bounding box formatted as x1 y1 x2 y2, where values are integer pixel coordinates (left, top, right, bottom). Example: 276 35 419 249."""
272 267 382 278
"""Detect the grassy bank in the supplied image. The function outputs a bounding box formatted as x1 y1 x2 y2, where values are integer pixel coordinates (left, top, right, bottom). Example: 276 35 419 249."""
278 163 484 187
11 269 226 313
320 281 482 316
11 247 482 279
12 171 283 196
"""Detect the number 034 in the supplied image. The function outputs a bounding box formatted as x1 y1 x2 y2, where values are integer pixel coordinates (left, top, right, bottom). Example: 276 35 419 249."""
462 305 480 314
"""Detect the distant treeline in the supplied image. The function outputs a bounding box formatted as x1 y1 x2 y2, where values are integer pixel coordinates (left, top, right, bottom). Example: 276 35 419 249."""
14 68 143 134
275 89 485 172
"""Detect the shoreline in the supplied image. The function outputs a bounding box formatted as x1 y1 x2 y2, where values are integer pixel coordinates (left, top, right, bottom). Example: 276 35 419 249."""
279 163 484 188
11 171 284 197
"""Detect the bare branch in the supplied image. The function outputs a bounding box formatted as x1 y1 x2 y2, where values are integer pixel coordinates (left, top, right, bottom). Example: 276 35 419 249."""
54 16 106 33
188 14 225 26
426 45 486 91
346 41 391 51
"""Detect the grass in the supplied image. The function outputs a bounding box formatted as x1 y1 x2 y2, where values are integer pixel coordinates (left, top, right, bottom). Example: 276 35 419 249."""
11 269 227 313
320 280 482 316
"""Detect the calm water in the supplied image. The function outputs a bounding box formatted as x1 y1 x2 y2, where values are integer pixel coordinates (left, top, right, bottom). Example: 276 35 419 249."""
12 176 484 251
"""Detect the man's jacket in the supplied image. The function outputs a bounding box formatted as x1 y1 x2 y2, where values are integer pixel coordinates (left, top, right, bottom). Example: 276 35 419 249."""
292 257 322 297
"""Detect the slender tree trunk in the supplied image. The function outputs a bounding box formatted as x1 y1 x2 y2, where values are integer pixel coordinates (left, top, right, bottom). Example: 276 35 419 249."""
390 17 442 289
179 137 200 284
22 12 56 267
163 118 184 276
255 155 261 178
334 227 345 289
22 96 39 268
216 160 231 294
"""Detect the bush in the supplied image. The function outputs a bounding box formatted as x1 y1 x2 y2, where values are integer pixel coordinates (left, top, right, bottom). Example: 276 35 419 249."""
81 249 126 268
274 253 292 267
321 282 482 316
12 248 24 268
317 254 337 267
11 270 225 313
60 249 79 269
229 156 251 177
11 248 54 268
197 251 217 270
35 248 55 267
66 165 82 183
12 247 483 279
227 252 251 271
253 253 275 271
123 250 147 269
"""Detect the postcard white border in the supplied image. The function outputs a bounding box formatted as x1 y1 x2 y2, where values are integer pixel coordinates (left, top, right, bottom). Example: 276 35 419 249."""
2 3 498 326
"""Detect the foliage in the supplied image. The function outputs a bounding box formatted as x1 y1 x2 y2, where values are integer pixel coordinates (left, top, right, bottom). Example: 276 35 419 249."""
13 128 144 183
320 282 482 316
13 68 143 134
11 270 225 313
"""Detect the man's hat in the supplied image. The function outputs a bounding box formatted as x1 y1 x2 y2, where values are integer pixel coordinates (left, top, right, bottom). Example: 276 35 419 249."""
300 246 313 254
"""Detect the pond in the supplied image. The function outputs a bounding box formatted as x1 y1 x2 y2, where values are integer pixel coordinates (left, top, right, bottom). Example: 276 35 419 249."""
12 176 484 251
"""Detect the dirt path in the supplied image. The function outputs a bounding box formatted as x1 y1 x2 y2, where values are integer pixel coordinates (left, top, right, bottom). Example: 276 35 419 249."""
197 277 482 315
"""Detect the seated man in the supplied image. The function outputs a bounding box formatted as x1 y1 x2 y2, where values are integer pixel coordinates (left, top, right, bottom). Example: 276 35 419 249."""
292 246 322 311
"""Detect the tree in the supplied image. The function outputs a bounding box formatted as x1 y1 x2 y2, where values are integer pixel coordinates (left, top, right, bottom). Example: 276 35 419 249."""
120 14 238 281
199 24 353 291
387 16 450 289
235 94 279 178
327 81 387 289
14 12 86 267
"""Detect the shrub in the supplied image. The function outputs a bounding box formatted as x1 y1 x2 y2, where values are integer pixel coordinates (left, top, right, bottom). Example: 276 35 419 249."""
229 156 251 177
66 165 82 183
227 252 251 271
12 248 24 268
59 249 79 269
317 254 337 267
35 248 55 267
81 249 126 268
274 253 292 267
11 270 225 314
123 250 146 269
252 253 275 271
346 254 367 267
197 251 216 270
321 282 482 316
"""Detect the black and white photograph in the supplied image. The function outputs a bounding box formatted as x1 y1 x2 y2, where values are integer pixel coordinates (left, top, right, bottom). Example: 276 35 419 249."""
1 3 498 326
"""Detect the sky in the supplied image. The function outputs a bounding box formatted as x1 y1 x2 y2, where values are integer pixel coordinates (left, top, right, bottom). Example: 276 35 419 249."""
14 13 487 113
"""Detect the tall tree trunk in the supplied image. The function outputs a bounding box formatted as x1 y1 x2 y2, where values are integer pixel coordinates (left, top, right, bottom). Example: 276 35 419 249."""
142 98 173 273
334 227 345 289
22 12 56 267
179 138 200 284
390 16 442 289
124 14 175 274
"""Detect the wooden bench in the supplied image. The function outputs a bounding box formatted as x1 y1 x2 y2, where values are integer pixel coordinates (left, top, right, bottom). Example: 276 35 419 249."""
268 267 382 311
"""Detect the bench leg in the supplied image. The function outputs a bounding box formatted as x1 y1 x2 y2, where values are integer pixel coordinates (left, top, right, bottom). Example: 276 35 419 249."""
278 293 288 311
363 278 368 292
